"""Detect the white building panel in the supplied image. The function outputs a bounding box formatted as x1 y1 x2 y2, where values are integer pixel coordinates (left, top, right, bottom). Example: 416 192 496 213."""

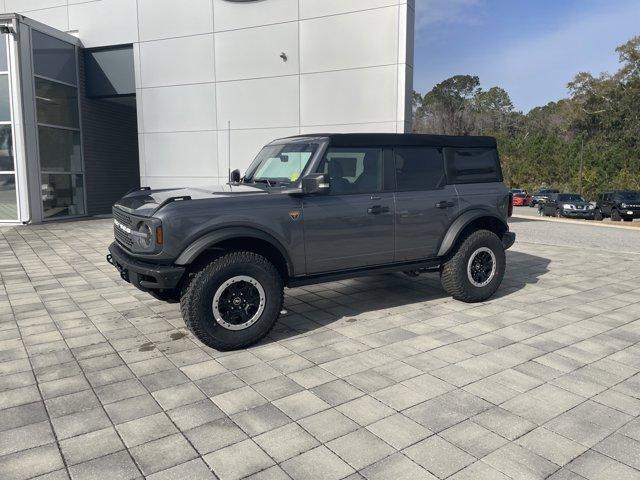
69 0 138 48
216 76 299 130
215 23 299 82
213 0 298 32
138 35 216 88
5 0 65 11
144 131 218 179
138 0 213 42
141 84 217 133
300 7 398 73
299 0 399 19
301 65 398 127
21 7 68 31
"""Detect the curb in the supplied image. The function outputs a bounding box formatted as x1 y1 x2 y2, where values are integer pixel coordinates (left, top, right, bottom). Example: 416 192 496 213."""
511 213 640 231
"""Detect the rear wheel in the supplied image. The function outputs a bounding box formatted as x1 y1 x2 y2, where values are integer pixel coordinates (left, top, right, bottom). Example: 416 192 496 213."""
594 209 603 221
611 209 622 221
440 230 506 303
181 251 283 350
555 209 562 218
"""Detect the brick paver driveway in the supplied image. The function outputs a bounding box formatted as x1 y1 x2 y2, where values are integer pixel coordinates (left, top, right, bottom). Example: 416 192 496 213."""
1 218 640 480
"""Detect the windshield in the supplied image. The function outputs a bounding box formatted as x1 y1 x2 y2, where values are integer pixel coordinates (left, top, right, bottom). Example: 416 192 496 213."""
558 194 585 202
615 191 640 202
244 143 318 186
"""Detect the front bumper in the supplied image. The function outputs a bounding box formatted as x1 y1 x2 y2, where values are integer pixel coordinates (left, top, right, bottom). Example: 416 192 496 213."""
502 232 516 250
562 210 595 219
620 210 640 219
107 242 185 292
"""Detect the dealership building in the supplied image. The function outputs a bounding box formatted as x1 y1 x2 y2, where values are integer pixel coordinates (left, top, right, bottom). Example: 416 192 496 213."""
0 0 414 224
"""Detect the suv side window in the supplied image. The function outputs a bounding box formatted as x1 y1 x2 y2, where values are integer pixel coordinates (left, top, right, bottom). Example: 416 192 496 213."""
318 148 383 195
394 147 445 191
445 148 501 184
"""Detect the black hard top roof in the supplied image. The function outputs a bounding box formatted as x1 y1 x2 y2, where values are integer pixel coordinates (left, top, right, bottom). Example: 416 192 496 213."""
275 133 497 148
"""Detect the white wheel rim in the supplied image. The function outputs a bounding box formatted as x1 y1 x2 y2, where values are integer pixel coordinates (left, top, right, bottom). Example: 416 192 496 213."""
467 247 497 288
212 275 266 330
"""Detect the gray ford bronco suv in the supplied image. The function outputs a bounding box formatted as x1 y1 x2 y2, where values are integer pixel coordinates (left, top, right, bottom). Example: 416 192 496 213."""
107 134 515 350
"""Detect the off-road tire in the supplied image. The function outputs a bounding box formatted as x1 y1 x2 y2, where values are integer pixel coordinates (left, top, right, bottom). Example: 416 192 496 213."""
440 230 506 303
180 251 283 350
611 209 622 221
555 209 562 218
623 217 633 222
594 210 603 221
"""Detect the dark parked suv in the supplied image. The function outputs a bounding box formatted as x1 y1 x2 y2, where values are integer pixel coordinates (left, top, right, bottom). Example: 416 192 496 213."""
107 134 515 350
539 193 595 219
595 191 640 221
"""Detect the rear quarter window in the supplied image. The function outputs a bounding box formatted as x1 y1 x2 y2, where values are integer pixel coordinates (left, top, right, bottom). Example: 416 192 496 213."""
445 148 502 184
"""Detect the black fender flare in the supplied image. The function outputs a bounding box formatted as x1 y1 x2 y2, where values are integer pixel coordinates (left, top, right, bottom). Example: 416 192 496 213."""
437 210 508 257
174 227 294 276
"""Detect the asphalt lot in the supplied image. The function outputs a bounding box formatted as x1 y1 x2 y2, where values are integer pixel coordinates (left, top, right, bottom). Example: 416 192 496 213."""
510 208 640 254
1 218 640 480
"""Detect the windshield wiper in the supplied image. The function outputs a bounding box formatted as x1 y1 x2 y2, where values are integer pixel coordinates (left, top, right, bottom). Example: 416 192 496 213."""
253 179 278 187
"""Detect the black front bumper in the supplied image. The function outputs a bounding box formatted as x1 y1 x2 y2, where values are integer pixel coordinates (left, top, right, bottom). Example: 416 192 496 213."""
107 242 185 292
562 210 595 219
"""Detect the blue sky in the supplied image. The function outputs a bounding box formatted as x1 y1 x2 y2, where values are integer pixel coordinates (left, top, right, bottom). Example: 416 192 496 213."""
413 0 640 112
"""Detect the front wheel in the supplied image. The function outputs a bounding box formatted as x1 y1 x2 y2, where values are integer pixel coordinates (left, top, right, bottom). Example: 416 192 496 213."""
440 230 506 303
611 210 622 221
594 210 603 221
181 251 283 350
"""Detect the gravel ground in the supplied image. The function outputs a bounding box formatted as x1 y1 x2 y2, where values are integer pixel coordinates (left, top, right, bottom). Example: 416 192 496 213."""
509 215 640 254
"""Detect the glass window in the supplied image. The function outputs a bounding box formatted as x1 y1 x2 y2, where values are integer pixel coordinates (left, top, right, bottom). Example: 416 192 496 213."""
0 35 7 72
319 148 383 194
245 143 317 185
32 30 77 85
446 148 501 184
0 74 10 122
0 174 16 220
395 147 445 191
0 125 13 171
35 77 79 128
41 173 85 219
38 126 82 173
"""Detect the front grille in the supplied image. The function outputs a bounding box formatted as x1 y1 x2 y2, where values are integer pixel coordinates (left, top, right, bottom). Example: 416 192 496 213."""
113 206 135 250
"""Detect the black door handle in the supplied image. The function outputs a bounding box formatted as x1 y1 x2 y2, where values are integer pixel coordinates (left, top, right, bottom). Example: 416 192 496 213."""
436 201 455 209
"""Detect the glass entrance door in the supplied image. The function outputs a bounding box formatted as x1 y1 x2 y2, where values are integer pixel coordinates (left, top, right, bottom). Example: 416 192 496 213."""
32 30 85 220
0 34 18 221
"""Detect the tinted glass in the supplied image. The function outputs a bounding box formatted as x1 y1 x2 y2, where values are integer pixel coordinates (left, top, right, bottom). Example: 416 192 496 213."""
38 126 82 173
0 35 7 72
32 30 77 85
614 191 640 202
0 125 13 171
35 77 79 128
0 74 10 122
0 174 16 220
41 173 85 218
446 148 500 184
557 194 585 202
395 147 445 191
319 148 382 194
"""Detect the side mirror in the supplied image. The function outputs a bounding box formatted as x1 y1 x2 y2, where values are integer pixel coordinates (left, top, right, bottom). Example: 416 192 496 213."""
301 173 330 195
229 169 241 183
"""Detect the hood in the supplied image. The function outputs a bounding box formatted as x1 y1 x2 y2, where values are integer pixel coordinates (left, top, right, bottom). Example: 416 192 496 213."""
114 184 267 217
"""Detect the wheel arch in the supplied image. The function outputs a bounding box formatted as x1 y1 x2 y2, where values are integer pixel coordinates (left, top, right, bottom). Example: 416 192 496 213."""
438 210 508 258
175 227 293 280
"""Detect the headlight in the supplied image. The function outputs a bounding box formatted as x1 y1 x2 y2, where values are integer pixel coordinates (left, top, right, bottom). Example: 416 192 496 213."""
136 222 153 249
621 203 628 208
562 204 575 210
587 205 595 210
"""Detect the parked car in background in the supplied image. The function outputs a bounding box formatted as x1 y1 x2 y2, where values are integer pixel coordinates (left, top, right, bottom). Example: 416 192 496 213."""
595 191 640 221
530 188 559 207
540 193 595 219
512 192 530 206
